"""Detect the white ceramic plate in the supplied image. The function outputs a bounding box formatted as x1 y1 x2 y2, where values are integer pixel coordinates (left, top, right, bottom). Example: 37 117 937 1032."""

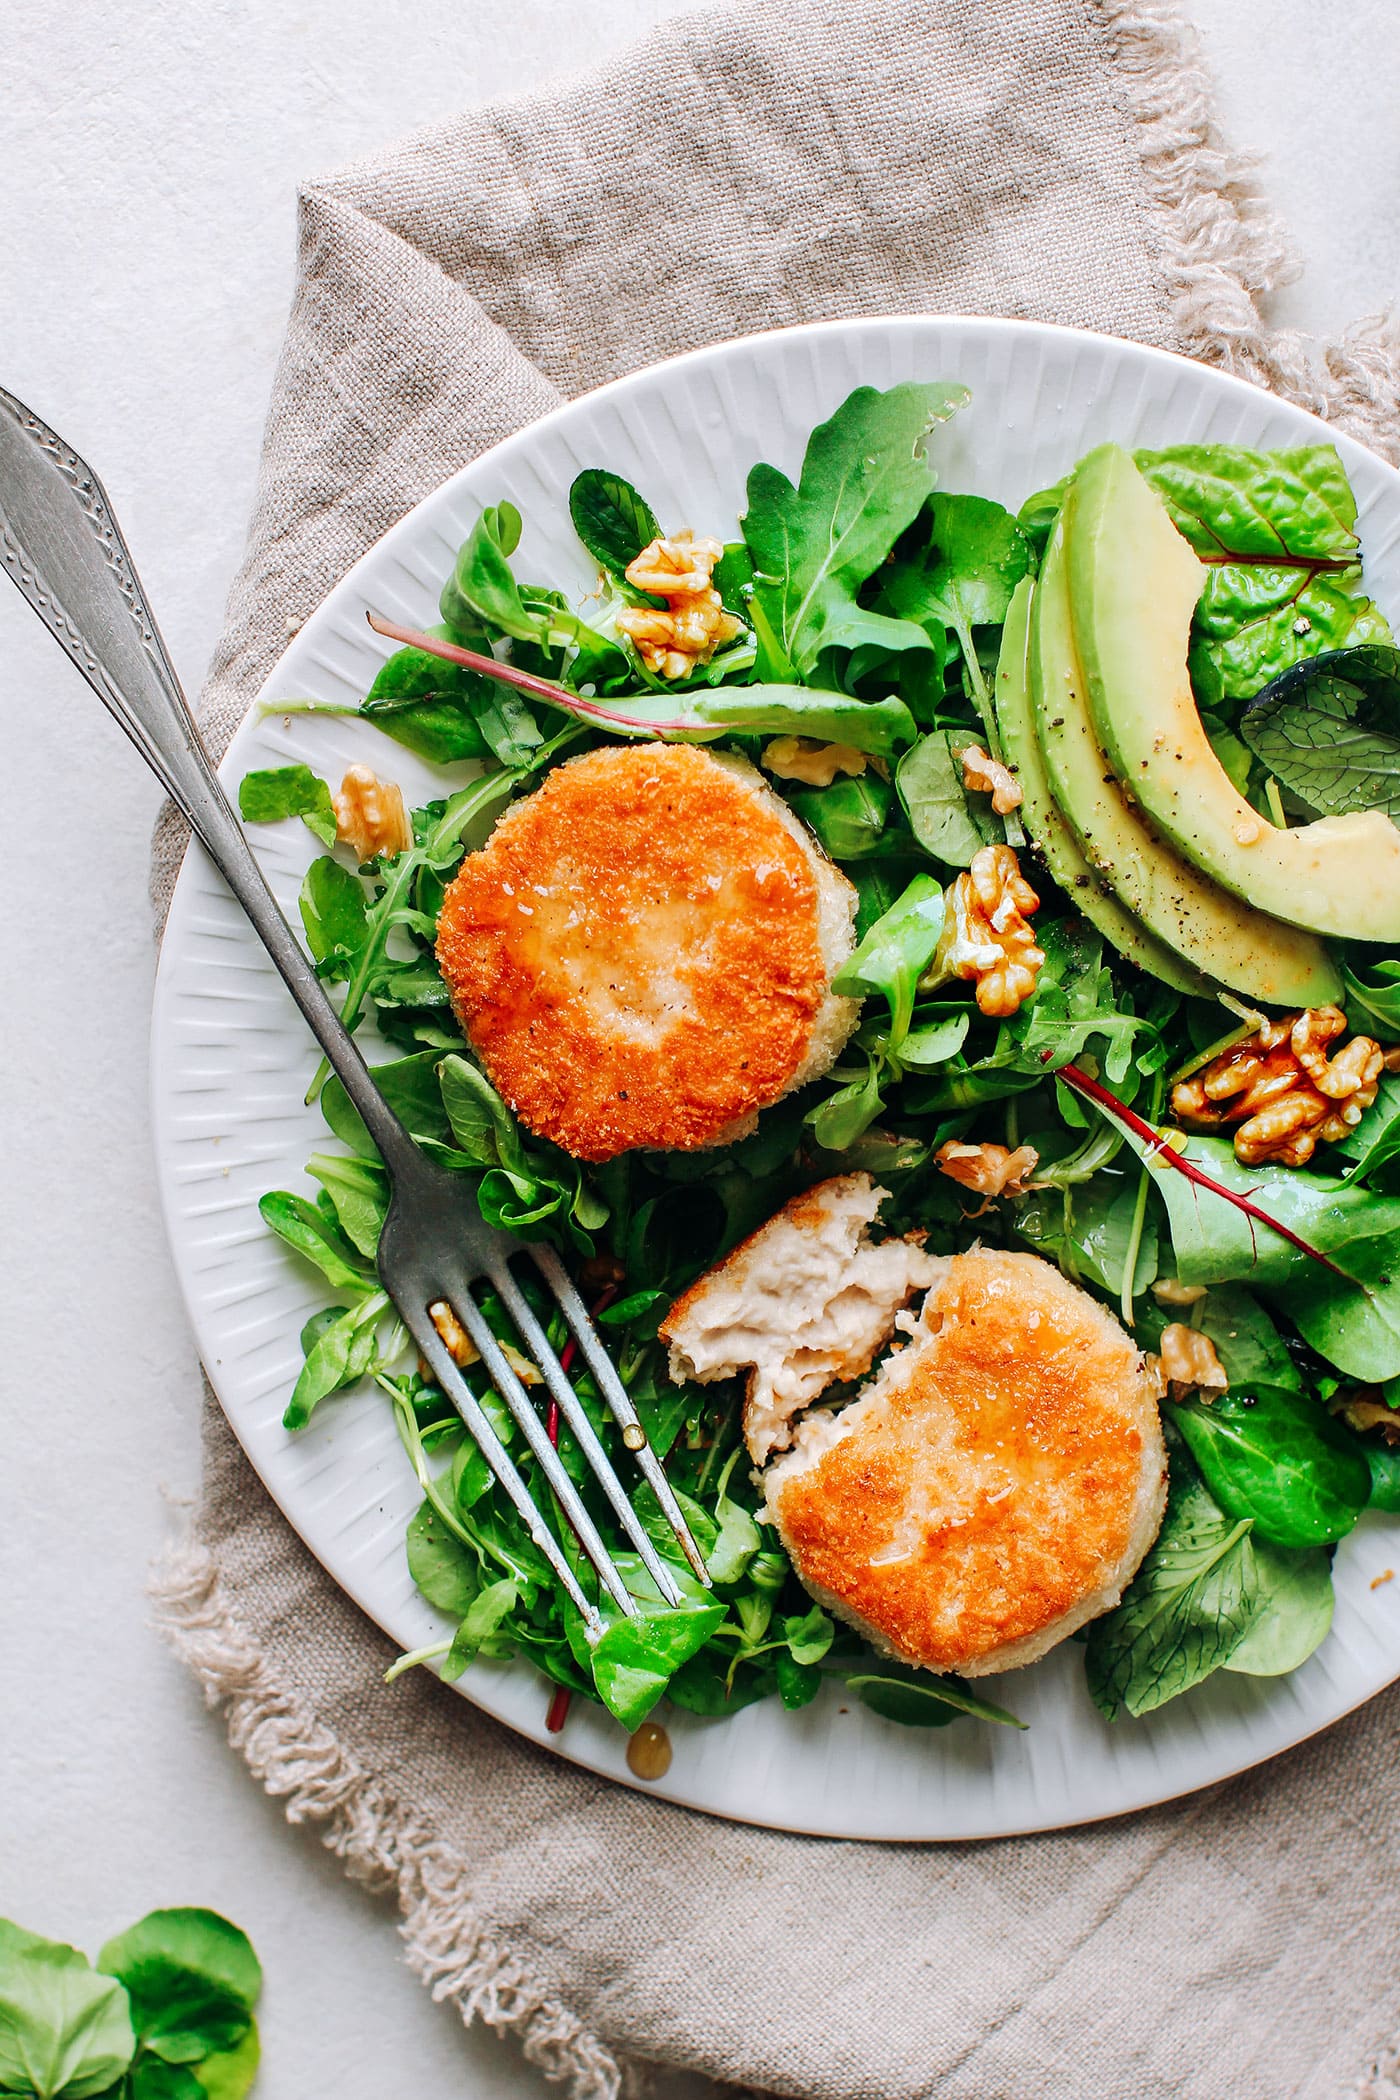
152 316 1400 1840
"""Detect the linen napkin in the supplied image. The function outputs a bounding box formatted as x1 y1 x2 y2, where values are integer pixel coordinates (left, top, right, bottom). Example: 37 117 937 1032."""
150 2 1400 2094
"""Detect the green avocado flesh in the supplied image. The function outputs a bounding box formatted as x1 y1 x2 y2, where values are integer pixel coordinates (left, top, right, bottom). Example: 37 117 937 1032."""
995 578 1211 996
1067 443 1400 945
1032 515 1342 1009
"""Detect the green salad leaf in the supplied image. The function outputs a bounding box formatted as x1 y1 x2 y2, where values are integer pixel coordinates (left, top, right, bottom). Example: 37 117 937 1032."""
360 636 493 764
895 730 1000 866
1086 1459 1260 1719
568 468 662 584
0 1929 135 2100
741 382 969 679
237 764 337 845
1173 1385 1370 1548
1223 1538 1335 1677
1239 643 1400 817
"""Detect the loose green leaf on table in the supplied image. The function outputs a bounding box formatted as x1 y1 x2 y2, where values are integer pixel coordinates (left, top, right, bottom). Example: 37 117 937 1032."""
0 1926 135 2100
237 764 337 846
97 1910 261 2069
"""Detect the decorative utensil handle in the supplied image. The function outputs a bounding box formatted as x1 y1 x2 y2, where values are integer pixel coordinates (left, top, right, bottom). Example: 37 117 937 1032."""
0 384 416 1175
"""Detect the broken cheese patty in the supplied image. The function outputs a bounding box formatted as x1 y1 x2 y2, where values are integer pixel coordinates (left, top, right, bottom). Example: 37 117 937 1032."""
436 744 858 1161
660 1174 941 1463
766 1249 1167 1677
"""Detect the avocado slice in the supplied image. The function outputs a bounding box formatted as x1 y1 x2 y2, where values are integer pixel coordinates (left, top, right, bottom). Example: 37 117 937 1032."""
995 578 1211 996
1066 443 1400 944
1032 514 1342 1008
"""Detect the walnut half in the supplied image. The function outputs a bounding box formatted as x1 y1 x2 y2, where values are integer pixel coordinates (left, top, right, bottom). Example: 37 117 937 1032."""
1171 1006 1383 1167
934 1140 1040 1197
932 844 1045 1018
615 533 744 679
333 763 413 862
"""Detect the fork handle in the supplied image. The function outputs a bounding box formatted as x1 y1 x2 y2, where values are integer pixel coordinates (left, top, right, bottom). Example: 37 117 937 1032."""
0 386 419 1179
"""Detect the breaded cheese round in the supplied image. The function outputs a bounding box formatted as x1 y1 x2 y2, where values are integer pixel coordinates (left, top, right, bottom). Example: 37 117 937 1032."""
765 1248 1167 1677
436 743 858 1162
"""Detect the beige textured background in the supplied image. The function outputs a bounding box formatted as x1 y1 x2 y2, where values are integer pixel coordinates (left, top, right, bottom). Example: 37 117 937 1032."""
2 3 1398 2097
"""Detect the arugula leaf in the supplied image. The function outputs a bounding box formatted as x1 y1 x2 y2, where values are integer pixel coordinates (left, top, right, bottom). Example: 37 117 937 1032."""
97 1911 260 2068
846 1666 1025 1729
741 381 969 679
237 763 337 845
1174 1385 1369 1548
831 873 946 1048
1085 1460 1260 1719
568 469 661 582
1239 643 1400 817
360 636 493 764
0 1927 135 2100
1224 1539 1334 1676
895 730 1000 866
885 493 1031 741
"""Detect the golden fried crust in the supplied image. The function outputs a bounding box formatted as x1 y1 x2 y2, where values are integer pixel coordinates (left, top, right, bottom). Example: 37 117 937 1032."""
435 745 828 1161
770 1250 1164 1674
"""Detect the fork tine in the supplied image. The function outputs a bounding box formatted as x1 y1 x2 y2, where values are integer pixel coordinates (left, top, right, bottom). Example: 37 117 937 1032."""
489 1262 685 1609
403 1298 608 1640
527 1243 713 1586
446 1287 637 1619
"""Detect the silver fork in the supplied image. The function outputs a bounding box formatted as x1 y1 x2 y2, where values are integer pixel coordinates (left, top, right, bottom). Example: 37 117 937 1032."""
0 386 710 1637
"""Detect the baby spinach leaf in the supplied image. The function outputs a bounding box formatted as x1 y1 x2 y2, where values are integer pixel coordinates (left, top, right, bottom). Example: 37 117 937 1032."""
257 1191 369 1291
359 637 493 763
1239 644 1400 817
305 1154 389 1258
442 1577 521 1682
1223 1541 1334 1677
846 1666 1024 1729
1085 1462 1260 1719
568 468 660 582
831 872 946 1047
1334 1075 1400 1185
589 1599 729 1729
298 856 369 974
1365 1439 1400 1511
0 1928 135 2100
774 1652 824 1709
784 773 893 860
97 1911 260 2068
895 730 1000 866
237 763 337 845
406 1500 481 1616
1191 1284 1301 1391
1174 1385 1369 1547
741 381 969 678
